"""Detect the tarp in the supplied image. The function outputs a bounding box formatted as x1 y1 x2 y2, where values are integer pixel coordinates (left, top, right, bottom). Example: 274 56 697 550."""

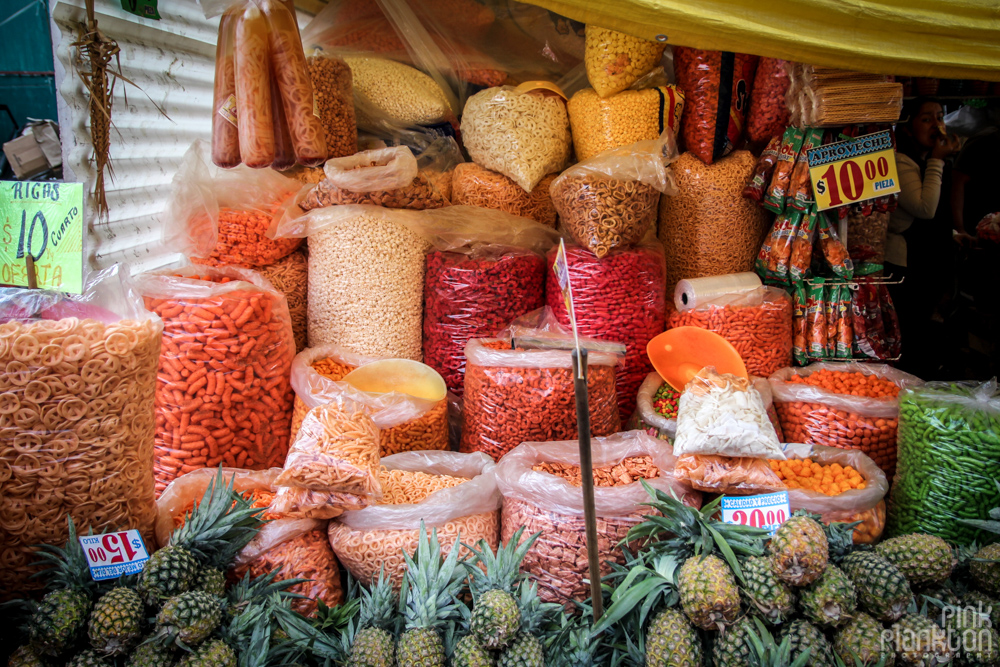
522 0 1000 81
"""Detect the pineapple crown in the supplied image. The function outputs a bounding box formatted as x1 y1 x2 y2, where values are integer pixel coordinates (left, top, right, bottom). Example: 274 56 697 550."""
399 522 465 633
590 549 681 637
170 468 268 570
31 515 97 594
515 578 561 636
226 569 303 618
745 617 812 667
817 516 860 564
463 527 539 598
958 479 1000 537
359 566 398 632
544 616 601 667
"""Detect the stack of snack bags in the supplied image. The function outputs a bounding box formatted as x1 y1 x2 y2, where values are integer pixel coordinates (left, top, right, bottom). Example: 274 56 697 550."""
671 367 787 495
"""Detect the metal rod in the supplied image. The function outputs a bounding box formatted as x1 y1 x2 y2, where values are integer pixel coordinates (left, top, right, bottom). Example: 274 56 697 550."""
572 347 603 621
25 254 37 290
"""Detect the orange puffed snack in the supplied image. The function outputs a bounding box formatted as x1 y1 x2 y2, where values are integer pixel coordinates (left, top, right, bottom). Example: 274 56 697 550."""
787 369 900 399
769 458 865 496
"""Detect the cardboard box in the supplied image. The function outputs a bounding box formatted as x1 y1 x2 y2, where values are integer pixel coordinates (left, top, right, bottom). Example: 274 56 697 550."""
3 121 62 180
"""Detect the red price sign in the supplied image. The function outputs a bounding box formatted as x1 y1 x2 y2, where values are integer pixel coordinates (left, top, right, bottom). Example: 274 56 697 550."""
807 130 901 211
721 492 790 536
79 529 149 580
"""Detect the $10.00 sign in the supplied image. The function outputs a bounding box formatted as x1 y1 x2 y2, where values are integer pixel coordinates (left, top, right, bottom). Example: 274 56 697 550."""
807 130 901 211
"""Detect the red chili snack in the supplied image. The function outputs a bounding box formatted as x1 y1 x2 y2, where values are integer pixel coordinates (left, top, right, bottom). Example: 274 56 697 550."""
817 211 855 279
790 208 818 283
792 283 808 365
545 243 666 421
764 126 805 213
807 280 828 360
743 134 782 201
747 58 791 144
788 128 824 210
137 266 296 497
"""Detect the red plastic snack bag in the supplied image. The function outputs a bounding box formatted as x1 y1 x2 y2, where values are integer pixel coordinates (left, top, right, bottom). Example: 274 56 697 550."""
836 285 854 359
756 211 800 286
852 280 887 359
792 282 809 365
807 279 827 360
747 58 791 145
674 47 759 165
790 207 818 283
764 126 805 213
825 284 839 358
878 284 901 359
789 128 824 210
817 211 855 279
742 134 782 202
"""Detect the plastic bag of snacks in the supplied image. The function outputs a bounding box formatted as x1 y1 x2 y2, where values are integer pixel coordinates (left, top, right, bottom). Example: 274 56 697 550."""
674 456 785 496
328 451 500 588
423 208 559 395
658 151 769 290
460 311 623 459
451 163 558 228
306 50 357 159
742 135 782 202
665 286 793 378
545 242 666 421
769 363 923 481
780 443 889 545
0 265 161 596
746 58 791 145
136 265 296 496
567 83 684 161
258 249 307 353
290 345 448 455
462 86 571 192
673 368 784 459
583 26 665 97
345 55 454 129
673 48 758 164
550 130 678 257
886 381 1000 545
299 142 459 211
846 208 889 277
207 0 326 169
165 141 303 268
495 432 700 606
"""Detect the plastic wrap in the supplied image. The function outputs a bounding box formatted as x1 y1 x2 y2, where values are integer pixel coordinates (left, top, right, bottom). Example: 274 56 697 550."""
0 265 161 596
674 455 786 496
781 442 889 545
674 368 784 459
567 84 684 161
742 135 782 202
460 322 623 460
583 26 665 97
763 127 805 214
451 163 557 227
665 286 793 378
769 363 924 480
345 55 454 129
545 242 666 421
674 273 762 311
258 250 307 353
787 65 903 127
164 141 303 267
886 381 1000 545
847 208 889 277
136 265 296 496
657 150 769 291
328 450 500 588
673 48 758 164
306 51 357 159
550 130 678 257
288 343 377 436
746 58 791 145
290 345 447 455
462 85 571 192
212 8 242 168
495 432 700 605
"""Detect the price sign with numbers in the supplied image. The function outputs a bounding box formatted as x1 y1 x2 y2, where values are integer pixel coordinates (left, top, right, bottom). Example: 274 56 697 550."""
0 181 84 293
807 130 900 211
80 530 150 581
721 491 790 537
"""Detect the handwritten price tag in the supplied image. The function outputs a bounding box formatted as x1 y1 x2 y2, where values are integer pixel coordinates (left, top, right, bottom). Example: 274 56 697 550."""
807 130 901 211
79 530 150 581
721 491 790 537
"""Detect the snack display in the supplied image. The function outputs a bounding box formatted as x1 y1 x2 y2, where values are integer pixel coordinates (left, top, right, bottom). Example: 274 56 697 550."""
451 163 558 227
567 85 684 161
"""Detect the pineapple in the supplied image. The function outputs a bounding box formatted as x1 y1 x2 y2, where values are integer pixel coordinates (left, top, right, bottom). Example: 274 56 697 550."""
195 569 227 598
784 619 836 667
770 515 830 587
87 587 144 656
65 650 110 667
970 544 1000 596
945 604 1000 667
176 639 236 667
963 592 1000 629
497 633 544 667
396 526 464 667
140 471 264 606
155 591 223 648
678 554 740 631
348 567 397 667
799 565 857 629
875 534 955 586
126 641 177 667
712 617 755 667
746 619 815 667
841 552 912 623
891 613 951 665
6 645 49 667
741 555 797 625
834 612 896 667
453 635 496 667
920 585 962 610
645 607 702 667
497 580 550 667
465 528 538 651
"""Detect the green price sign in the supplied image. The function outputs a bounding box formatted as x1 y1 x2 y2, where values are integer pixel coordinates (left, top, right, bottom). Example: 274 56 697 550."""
0 181 84 293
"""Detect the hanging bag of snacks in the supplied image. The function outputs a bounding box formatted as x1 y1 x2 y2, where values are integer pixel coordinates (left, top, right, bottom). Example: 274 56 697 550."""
136 265 296 496
583 26 666 97
306 49 357 159
746 57 791 145
0 265 162 595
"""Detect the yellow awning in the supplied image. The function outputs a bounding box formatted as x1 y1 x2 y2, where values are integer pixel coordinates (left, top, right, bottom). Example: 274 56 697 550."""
521 0 1000 81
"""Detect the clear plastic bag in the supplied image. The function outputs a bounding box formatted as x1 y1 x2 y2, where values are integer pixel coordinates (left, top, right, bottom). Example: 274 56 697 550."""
673 368 784 459
583 26 665 98
495 431 700 605
328 450 500 588
451 163 558 227
212 7 242 168
462 86 571 192
258 249 307 353
674 455 786 496
544 242 665 422
306 50 357 159
780 442 889 544
769 363 923 480
346 55 454 129
746 58 791 145
164 140 304 267
136 265 296 496
289 343 378 437
665 286 793 378
550 130 678 257
0 265 162 596
886 381 1000 545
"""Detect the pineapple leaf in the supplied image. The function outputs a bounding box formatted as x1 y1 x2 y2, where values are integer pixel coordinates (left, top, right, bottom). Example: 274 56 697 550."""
958 518 1000 535
462 526 539 596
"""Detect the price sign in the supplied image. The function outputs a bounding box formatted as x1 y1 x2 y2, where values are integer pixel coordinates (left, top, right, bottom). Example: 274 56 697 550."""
79 530 150 581
0 182 84 293
807 130 900 211
721 491 790 536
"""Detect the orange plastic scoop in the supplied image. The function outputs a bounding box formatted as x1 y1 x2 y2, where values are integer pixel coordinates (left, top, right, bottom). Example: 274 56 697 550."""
647 327 748 392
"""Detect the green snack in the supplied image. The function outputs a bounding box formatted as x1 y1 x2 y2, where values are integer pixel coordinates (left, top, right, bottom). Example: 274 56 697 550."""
885 381 1000 544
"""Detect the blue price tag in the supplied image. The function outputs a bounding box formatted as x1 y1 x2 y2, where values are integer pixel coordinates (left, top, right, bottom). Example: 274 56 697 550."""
721 491 791 536
80 530 150 581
